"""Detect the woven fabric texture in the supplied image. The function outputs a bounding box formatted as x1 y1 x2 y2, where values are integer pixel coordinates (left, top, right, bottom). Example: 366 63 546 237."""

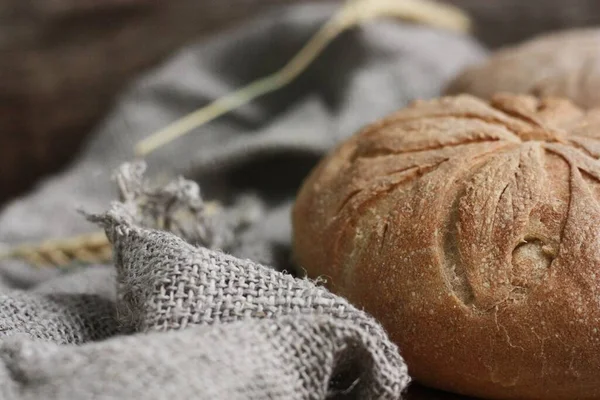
0 315 401 400
0 292 117 344
81 162 409 399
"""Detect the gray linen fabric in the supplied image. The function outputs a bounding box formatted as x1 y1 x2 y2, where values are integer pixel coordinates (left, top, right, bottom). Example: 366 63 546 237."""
0 4 486 399
0 315 401 400
0 291 117 344
33 266 117 301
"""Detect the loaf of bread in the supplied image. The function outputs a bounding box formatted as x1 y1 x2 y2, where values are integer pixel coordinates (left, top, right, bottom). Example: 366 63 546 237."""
445 29 600 109
292 94 600 400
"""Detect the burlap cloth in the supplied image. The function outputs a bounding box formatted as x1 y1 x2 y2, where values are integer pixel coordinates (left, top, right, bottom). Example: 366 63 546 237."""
0 4 486 399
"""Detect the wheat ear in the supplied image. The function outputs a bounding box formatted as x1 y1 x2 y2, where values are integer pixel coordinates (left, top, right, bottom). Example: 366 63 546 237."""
0 200 223 268
0 232 112 268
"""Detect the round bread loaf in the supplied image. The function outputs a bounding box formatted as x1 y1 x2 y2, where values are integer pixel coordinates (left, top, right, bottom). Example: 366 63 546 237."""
292 93 600 400
445 29 600 109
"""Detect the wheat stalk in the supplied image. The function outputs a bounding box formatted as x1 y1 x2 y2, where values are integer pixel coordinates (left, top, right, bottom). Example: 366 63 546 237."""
134 0 471 156
2 0 471 269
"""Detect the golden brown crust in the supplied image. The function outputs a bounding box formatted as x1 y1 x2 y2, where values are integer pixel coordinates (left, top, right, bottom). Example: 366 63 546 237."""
292 93 600 400
445 29 600 109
